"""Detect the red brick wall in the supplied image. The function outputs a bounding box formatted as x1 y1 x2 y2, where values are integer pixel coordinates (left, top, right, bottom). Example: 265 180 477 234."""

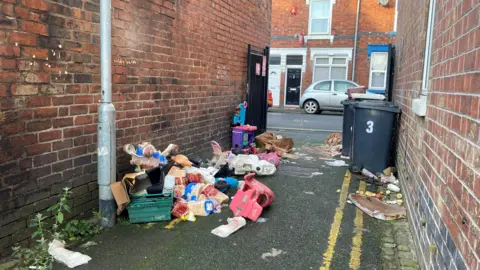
0 0 271 255
271 0 396 98
394 0 479 269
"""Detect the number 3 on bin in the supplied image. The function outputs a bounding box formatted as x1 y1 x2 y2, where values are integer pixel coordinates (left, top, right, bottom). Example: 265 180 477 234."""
366 121 374 133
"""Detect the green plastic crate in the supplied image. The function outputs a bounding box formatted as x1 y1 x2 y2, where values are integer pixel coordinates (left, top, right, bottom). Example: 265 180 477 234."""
127 193 173 224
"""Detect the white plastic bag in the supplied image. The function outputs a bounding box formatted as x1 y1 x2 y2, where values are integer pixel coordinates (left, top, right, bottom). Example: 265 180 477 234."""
48 239 91 268
211 217 246 238
325 160 349 167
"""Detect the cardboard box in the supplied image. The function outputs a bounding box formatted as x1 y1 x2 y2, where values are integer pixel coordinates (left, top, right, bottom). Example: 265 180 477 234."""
110 173 137 215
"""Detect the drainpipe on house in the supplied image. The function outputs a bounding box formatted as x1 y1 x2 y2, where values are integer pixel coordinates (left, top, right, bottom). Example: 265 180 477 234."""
352 0 361 82
97 0 116 228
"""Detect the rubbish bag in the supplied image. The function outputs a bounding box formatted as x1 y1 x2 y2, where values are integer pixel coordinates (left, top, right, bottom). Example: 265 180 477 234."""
48 239 91 268
211 217 246 238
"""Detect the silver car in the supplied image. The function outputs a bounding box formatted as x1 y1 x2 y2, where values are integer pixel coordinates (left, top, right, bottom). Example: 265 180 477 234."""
299 79 360 114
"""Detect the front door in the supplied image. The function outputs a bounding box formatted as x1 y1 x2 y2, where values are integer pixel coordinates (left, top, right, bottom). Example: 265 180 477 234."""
285 68 301 106
268 66 281 106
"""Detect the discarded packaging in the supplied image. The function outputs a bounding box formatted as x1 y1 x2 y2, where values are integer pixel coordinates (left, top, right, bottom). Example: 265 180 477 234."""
365 191 376 197
211 217 246 238
325 160 349 167
325 133 342 146
162 175 175 194
172 199 189 218
229 154 276 176
361 168 378 179
202 184 229 204
348 194 406 220
255 132 294 153
48 240 91 268
161 144 179 156
188 200 214 216
387 184 400 192
230 173 274 221
172 155 193 167
261 248 285 260
383 167 392 176
256 217 267 223
256 152 280 167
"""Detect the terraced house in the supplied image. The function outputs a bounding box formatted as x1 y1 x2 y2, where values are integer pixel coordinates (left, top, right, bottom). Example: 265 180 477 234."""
269 0 397 107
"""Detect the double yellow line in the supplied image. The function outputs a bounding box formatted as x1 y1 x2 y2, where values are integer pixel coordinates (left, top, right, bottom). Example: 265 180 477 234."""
319 170 366 270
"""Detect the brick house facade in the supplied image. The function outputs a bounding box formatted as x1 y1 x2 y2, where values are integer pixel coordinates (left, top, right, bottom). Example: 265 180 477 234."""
0 0 271 255
394 0 479 269
270 0 396 107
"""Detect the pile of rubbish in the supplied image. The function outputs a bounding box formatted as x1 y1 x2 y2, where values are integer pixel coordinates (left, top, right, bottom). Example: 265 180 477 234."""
348 166 406 221
321 132 406 221
110 129 294 238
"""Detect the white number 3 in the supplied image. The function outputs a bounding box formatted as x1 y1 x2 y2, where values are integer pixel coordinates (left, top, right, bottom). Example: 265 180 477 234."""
366 121 374 133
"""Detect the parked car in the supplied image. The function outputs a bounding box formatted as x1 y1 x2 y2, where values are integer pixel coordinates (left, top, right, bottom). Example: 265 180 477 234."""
299 79 360 114
267 90 273 107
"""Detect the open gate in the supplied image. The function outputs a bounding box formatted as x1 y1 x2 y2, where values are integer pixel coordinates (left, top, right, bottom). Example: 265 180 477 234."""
246 44 270 133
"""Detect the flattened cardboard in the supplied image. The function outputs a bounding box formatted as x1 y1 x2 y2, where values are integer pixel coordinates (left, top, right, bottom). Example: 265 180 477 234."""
110 173 137 215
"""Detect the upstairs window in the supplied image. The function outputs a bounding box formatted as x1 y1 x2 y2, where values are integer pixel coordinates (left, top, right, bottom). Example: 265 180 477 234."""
309 0 332 35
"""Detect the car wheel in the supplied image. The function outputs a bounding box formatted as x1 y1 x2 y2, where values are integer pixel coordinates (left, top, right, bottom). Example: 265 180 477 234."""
303 100 319 114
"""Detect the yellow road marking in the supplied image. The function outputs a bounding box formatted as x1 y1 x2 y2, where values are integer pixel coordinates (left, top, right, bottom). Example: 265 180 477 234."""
165 217 182 229
319 170 351 270
349 180 366 270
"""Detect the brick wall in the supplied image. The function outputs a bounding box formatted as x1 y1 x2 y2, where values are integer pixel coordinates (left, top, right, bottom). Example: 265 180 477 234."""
393 0 479 269
0 0 271 255
271 0 396 97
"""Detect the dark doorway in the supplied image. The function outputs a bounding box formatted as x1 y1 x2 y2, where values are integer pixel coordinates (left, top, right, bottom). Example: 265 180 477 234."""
285 68 301 106
246 45 269 133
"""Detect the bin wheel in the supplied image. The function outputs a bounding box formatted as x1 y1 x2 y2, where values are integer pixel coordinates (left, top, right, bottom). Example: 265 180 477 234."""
349 164 362 174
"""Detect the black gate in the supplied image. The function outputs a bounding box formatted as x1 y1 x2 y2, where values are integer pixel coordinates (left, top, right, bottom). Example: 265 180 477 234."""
246 44 269 133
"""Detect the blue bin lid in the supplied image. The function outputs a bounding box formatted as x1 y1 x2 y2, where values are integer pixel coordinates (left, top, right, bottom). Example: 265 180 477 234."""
354 101 400 113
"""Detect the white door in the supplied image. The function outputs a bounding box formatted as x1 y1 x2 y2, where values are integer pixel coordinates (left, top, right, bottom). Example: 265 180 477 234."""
268 66 281 106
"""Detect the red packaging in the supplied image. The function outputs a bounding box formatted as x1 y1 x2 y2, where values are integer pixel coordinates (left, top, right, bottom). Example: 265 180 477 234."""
187 173 201 183
171 199 189 218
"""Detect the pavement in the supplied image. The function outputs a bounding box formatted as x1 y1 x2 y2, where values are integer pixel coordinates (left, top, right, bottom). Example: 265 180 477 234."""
51 113 419 270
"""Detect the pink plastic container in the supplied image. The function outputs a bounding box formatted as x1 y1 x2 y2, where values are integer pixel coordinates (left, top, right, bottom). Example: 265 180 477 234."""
229 173 274 221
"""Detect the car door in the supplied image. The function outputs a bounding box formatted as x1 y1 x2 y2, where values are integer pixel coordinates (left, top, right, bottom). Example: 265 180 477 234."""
331 80 358 108
312 80 332 108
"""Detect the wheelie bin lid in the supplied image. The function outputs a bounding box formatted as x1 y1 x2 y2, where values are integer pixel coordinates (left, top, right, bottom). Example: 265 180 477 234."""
341 99 354 105
353 101 400 113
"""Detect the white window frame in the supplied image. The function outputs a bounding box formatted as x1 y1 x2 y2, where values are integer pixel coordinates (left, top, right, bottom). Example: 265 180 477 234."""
308 0 333 35
313 56 348 82
368 52 388 90
421 0 436 95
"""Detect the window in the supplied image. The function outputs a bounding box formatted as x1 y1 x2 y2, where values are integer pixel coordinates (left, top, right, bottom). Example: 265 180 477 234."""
270 56 281 65
286 55 303 65
368 52 388 89
313 57 348 82
309 0 331 35
334 81 357 93
422 0 436 94
313 80 331 91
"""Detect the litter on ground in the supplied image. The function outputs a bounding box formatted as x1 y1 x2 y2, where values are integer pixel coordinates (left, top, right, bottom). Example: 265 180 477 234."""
261 248 285 260
325 160 349 167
